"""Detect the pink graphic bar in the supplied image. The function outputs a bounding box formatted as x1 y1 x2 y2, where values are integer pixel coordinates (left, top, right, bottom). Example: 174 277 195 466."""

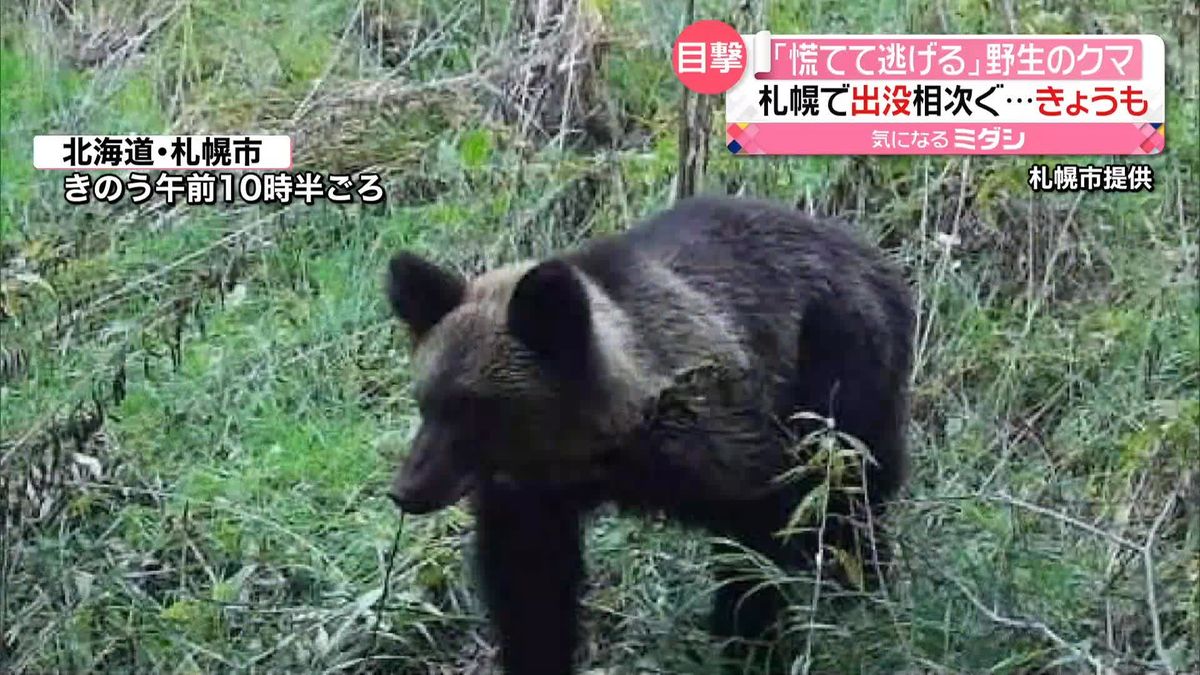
757 38 1142 80
727 122 1163 155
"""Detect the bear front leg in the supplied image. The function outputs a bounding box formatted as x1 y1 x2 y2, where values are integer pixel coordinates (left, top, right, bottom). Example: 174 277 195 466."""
476 479 584 675
709 541 787 672
705 496 797 673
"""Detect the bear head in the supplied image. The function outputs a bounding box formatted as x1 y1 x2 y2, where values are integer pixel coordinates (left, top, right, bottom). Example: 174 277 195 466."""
382 251 647 514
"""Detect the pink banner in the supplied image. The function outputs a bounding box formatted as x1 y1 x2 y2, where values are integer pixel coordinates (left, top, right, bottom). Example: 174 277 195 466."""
726 121 1165 155
755 37 1143 80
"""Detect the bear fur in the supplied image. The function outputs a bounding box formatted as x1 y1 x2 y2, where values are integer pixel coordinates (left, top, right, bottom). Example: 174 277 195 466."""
384 196 915 673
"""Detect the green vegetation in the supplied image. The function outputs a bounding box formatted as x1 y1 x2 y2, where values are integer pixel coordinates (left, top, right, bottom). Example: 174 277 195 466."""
2 0 1196 673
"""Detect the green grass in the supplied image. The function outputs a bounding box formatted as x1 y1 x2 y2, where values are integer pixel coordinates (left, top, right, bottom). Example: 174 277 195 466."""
2 0 1198 673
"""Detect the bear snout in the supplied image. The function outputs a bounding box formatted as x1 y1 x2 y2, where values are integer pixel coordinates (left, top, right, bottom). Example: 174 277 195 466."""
388 426 475 514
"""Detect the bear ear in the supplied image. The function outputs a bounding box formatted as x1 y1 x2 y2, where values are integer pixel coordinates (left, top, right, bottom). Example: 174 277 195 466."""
507 260 593 376
385 252 465 341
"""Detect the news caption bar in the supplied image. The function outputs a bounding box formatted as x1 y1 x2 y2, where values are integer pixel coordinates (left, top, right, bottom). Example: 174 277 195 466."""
718 34 1165 155
33 135 293 170
32 135 389 205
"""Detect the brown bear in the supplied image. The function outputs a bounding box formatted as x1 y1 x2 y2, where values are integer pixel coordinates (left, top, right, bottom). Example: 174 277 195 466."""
384 196 914 673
